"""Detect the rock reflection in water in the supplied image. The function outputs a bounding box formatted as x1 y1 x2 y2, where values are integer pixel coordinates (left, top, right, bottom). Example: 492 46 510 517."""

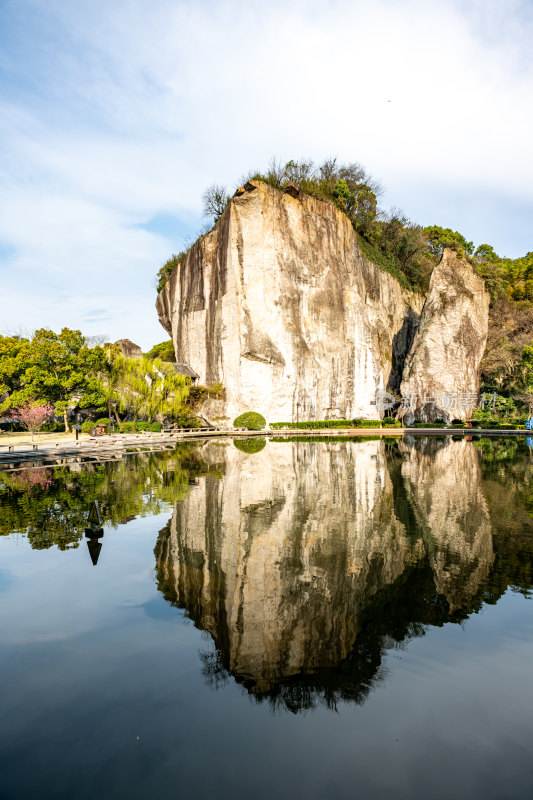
153 438 499 711
400 437 493 611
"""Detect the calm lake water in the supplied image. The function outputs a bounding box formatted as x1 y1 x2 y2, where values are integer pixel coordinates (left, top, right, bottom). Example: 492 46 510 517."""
1 436 532 800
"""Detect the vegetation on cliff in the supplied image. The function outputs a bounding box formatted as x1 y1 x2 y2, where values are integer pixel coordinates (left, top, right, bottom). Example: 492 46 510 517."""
146 339 176 362
156 251 187 293
155 158 531 413
157 158 531 301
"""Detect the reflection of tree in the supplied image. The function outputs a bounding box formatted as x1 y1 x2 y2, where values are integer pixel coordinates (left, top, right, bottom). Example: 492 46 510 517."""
475 437 533 532
0 445 211 549
6 468 52 492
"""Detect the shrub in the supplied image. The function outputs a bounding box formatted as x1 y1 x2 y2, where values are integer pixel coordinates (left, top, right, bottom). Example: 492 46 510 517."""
156 252 187 293
81 418 112 433
146 340 175 362
451 419 463 425
41 422 64 432
233 412 266 430
234 437 266 454
119 421 137 433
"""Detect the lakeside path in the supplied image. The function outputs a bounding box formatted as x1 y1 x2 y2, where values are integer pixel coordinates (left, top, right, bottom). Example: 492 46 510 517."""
0 427 530 471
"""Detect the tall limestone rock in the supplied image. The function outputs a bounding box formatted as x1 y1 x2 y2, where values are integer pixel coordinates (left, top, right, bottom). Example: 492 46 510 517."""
400 248 490 421
157 186 491 424
156 181 422 424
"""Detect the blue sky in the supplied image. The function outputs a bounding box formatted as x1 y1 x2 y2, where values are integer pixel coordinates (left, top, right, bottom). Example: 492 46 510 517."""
1 0 532 349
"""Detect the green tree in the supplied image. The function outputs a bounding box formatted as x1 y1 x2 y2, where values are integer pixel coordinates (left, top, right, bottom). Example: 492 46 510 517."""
424 225 474 258
146 340 176 361
0 335 31 402
104 353 190 422
0 329 106 431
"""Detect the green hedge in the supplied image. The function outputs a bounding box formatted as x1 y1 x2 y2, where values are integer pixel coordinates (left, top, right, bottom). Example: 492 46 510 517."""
233 412 266 430
269 419 383 430
81 419 163 434
81 417 118 433
120 421 162 433
41 422 64 432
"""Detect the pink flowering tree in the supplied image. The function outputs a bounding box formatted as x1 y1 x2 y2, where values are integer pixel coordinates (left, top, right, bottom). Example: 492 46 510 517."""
11 401 54 441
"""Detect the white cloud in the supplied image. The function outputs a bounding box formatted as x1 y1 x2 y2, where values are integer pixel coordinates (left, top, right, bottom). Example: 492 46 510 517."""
1 0 532 347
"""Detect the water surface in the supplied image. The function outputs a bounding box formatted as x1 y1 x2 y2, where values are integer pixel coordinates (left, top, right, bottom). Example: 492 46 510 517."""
1 436 532 799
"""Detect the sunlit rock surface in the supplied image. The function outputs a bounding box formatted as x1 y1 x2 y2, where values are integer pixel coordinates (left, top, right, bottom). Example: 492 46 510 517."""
400 248 490 421
156 181 422 423
400 437 493 610
155 438 495 698
113 338 143 359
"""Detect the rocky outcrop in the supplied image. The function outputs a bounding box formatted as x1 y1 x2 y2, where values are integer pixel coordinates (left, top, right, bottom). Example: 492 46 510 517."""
157 181 422 423
156 186 490 424
400 249 490 421
114 338 143 359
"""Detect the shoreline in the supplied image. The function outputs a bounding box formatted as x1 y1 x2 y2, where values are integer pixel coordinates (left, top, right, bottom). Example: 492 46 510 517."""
0 427 529 471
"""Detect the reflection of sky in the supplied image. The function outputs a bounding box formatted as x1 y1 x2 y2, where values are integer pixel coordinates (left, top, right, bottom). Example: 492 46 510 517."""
1 518 533 799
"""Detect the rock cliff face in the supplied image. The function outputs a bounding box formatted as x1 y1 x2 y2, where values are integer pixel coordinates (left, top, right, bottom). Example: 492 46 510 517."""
400 249 490 421
157 181 423 423
114 338 143 359
156 185 490 423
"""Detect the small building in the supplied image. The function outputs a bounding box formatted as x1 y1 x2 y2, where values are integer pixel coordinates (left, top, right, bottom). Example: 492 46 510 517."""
173 363 200 385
